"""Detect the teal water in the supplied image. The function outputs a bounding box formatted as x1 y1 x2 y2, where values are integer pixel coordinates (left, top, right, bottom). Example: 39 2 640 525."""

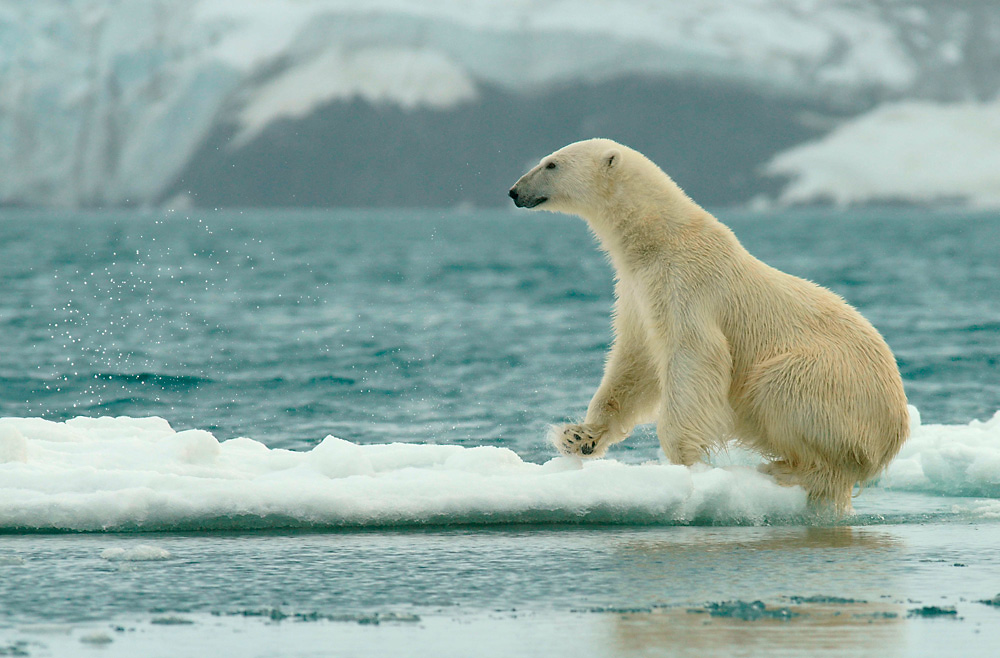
1 208 999 656
2 208 998 452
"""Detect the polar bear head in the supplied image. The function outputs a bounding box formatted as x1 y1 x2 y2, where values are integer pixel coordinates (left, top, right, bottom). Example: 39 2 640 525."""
508 138 624 216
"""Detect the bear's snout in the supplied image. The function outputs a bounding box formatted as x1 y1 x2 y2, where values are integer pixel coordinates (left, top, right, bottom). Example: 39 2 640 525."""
508 184 547 209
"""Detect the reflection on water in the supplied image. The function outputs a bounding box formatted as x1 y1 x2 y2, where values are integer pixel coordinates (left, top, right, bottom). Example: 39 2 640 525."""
599 527 915 657
0 526 905 625
619 526 900 552
2 523 997 658
610 527 903 607
606 600 904 658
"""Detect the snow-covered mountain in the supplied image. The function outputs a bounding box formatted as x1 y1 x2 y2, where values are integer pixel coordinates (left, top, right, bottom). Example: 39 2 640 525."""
2 0 999 209
768 98 1000 208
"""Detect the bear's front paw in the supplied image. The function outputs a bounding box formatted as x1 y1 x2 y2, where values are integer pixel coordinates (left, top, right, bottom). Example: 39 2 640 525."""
552 423 609 458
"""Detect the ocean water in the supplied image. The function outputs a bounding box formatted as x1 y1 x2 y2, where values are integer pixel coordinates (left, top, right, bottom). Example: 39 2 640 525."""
1 207 999 656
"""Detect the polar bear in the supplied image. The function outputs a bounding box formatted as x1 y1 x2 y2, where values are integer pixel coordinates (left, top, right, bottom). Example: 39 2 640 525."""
508 138 909 512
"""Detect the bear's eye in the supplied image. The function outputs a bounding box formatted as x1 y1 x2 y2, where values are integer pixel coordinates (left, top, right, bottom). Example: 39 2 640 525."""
546 162 557 170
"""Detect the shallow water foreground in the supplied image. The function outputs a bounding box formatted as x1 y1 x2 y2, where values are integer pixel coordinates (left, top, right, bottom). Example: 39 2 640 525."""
2 522 999 657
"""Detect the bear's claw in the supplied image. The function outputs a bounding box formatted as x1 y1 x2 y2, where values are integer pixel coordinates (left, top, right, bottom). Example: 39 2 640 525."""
553 424 606 458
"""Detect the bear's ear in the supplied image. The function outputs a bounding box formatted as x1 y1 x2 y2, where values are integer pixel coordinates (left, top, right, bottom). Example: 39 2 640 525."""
603 149 621 170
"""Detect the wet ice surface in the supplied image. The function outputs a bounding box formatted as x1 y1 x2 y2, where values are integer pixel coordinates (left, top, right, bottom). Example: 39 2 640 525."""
2 521 1000 657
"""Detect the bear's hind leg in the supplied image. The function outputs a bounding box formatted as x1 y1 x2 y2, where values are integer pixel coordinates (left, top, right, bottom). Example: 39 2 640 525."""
758 460 801 486
760 459 856 514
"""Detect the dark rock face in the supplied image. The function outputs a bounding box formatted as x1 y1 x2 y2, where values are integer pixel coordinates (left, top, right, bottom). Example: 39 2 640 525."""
165 76 842 209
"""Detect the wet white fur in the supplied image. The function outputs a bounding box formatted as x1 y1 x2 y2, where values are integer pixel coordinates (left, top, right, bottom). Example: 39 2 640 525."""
510 138 909 512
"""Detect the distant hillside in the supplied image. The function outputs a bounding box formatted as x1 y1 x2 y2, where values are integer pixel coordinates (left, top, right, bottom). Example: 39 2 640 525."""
2 1 999 209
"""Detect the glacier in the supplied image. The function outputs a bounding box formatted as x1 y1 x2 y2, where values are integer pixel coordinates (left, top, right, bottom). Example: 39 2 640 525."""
2 0 999 209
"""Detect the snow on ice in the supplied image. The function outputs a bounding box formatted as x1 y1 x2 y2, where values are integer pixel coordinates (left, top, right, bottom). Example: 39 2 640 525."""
1 406 998 532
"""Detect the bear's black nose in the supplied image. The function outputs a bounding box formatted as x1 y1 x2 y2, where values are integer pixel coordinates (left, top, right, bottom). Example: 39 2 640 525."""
508 188 519 201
